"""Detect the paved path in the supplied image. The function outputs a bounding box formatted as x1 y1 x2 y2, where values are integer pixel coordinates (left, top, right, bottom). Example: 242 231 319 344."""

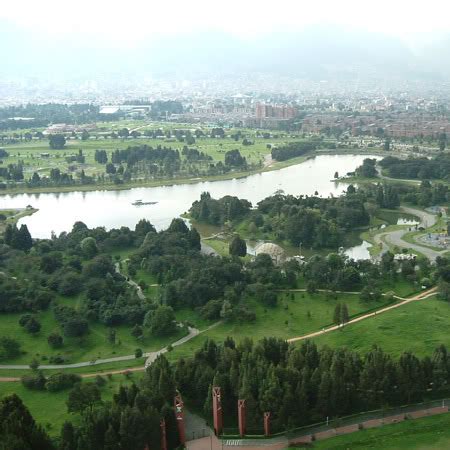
0 285 437 381
372 206 446 262
287 286 437 343
0 264 217 375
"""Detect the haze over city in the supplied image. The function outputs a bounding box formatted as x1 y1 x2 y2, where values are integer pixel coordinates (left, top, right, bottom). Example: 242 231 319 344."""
2 1 450 450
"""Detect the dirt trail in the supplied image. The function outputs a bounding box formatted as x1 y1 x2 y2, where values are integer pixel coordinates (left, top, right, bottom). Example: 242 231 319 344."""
287 286 437 343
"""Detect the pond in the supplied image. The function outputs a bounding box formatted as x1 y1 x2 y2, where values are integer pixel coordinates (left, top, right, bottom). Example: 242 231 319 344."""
1 154 377 239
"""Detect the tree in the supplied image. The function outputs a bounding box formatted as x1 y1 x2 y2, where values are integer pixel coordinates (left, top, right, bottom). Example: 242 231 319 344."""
333 303 342 325
188 227 201 250
356 158 377 178
67 382 102 414
145 306 177 337
0 336 21 359
106 163 116 174
107 329 116 345
29 358 40 371
383 138 391 151
340 303 349 325
11 224 33 251
229 235 247 257
24 317 41 334
81 130 90 141
49 134 66 149
167 218 189 234
80 237 98 259
131 324 143 339
135 348 143 358
118 128 130 138
47 332 63 348
0 394 54 450
59 422 77 450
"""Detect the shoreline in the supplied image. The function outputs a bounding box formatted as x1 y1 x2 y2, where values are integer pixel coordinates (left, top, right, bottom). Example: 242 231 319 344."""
0 150 383 197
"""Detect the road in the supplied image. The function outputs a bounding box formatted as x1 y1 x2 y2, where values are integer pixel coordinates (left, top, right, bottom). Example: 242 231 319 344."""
287 286 437 344
378 206 446 261
0 323 221 381
0 264 209 373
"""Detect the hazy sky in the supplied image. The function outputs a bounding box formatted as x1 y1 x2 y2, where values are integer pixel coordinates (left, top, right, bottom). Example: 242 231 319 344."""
1 0 449 46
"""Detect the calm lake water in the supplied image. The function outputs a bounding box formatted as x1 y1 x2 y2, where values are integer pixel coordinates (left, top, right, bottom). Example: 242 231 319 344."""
1 154 375 239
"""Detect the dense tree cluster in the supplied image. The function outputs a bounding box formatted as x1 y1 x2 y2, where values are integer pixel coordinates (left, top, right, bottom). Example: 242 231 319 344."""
380 154 450 180
0 163 24 181
0 103 104 131
189 192 252 225
271 142 316 161
128 218 298 319
192 190 369 249
49 134 66 150
0 394 54 449
176 338 450 433
57 356 180 450
355 158 377 178
0 219 177 361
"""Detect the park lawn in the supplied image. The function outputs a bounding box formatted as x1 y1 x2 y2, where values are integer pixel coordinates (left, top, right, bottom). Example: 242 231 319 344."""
167 292 388 361
0 372 144 436
0 303 186 365
291 412 450 450
0 357 147 378
380 278 420 297
313 296 450 357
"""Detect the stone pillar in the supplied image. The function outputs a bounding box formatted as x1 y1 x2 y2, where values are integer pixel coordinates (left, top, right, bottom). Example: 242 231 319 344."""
174 394 186 445
160 419 168 450
212 387 223 436
238 400 246 437
264 412 271 437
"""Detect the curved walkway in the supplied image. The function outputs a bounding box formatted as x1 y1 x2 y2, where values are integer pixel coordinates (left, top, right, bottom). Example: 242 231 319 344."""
0 263 218 376
287 286 437 343
0 322 221 382
373 206 446 261
0 285 437 381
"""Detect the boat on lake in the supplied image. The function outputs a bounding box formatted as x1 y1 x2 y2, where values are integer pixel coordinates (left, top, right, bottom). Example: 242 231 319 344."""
132 200 158 206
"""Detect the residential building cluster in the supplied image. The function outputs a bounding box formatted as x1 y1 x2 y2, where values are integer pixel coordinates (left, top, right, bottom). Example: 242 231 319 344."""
301 112 450 138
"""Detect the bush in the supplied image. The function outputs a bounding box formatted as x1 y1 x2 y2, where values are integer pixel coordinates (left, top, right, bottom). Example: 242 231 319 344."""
47 332 63 348
48 355 68 365
21 372 47 390
95 375 106 387
45 373 81 392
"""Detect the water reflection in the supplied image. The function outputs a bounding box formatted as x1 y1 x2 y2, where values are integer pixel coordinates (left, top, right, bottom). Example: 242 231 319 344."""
1 154 377 239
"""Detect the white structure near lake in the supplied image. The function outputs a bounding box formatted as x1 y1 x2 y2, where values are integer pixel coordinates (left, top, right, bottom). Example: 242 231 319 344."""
254 242 286 265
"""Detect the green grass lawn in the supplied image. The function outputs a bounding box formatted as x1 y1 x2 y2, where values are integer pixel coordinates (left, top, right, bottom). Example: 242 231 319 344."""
290 412 450 450
0 372 144 436
167 292 390 361
0 301 185 366
313 296 449 356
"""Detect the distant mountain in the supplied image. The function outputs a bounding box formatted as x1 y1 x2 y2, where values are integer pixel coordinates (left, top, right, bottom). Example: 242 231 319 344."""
0 21 449 82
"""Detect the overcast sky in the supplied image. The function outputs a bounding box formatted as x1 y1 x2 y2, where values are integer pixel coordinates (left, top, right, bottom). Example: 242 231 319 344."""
1 0 449 46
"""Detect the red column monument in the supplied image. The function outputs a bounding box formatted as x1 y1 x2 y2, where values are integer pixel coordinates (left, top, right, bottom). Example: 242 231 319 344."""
174 394 186 445
264 412 271 437
160 419 168 450
212 386 223 436
238 399 246 437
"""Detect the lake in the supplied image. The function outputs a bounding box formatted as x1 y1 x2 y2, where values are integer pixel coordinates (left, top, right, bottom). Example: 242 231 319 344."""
1 154 375 239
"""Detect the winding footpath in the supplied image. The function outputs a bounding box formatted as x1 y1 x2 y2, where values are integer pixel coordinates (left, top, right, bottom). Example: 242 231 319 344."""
0 284 438 382
287 286 437 343
0 263 219 380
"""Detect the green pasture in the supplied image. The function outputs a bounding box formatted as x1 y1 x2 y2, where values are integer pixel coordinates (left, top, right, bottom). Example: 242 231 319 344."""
313 295 448 356
293 411 450 450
